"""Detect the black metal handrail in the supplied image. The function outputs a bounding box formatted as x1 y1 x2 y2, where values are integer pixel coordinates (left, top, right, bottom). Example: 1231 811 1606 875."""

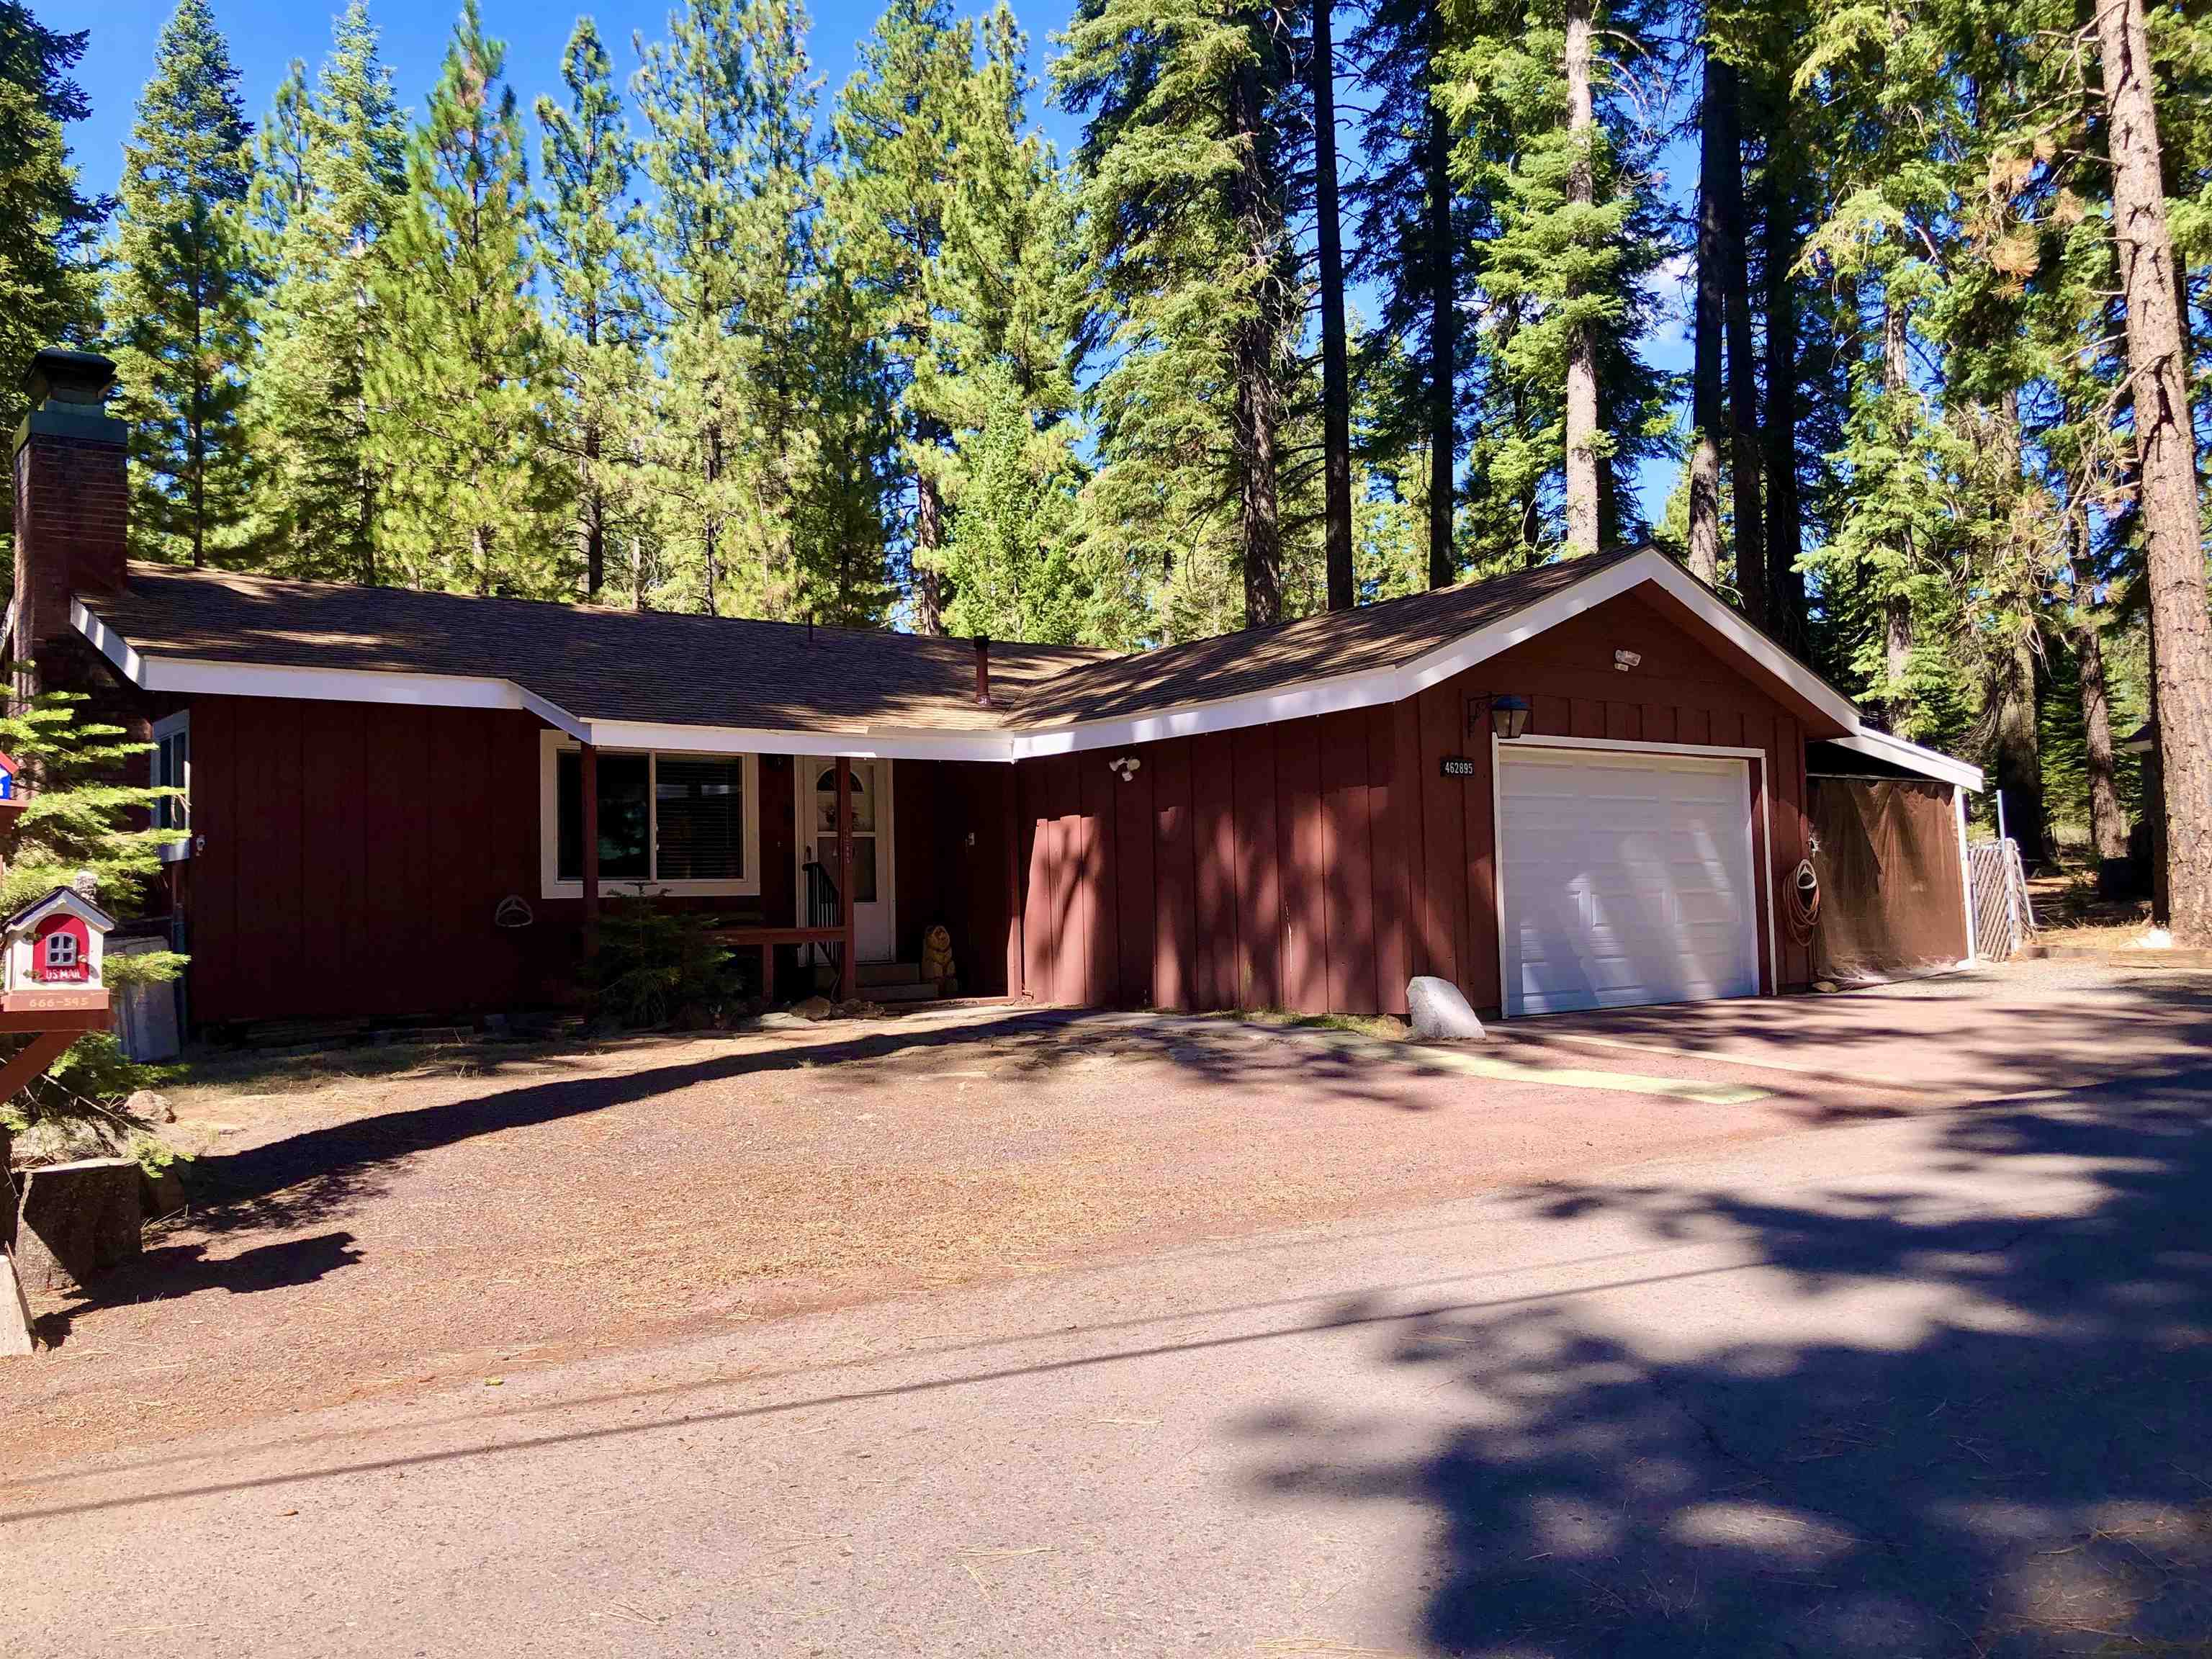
801 858 842 979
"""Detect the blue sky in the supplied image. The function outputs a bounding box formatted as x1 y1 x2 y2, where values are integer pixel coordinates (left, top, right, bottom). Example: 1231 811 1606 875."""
58 0 1691 520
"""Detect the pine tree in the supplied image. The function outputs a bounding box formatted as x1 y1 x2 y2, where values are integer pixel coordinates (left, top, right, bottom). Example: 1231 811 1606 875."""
636 0 826 620
792 259 898 626
536 17 646 602
0 0 104 502
1058 0 1311 629
2095 0 2212 942
245 0 405 582
364 0 564 596
1310 0 1353 608
1440 0 1673 565
830 0 966 631
108 0 255 568
902 7 1102 642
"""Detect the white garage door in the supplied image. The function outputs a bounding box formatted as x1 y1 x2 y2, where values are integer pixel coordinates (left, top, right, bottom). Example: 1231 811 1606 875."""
1498 746 1761 1017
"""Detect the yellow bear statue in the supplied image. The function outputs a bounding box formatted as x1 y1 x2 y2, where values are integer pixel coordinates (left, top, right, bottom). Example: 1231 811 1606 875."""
921 924 956 992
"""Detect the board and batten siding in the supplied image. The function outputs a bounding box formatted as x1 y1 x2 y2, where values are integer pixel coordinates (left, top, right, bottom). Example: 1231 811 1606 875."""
1012 588 1820 1015
181 699 801 1025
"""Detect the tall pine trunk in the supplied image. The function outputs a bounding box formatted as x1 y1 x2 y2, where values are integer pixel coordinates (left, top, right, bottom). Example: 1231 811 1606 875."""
1711 57 1763 624
1313 0 1353 610
1687 41 1725 586
2074 621 2130 863
1761 131 1805 647
2098 0 2212 943
1560 0 1601 557
1880 296 1915 729
1424 19 1455 590
1992 629 2045 865
1230 52 1286 624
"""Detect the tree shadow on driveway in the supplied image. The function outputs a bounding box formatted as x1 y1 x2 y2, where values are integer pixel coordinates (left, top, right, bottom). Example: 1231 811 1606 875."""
32 1231 363 1349
1240 1065 2212 1655
173 1008 1428 1233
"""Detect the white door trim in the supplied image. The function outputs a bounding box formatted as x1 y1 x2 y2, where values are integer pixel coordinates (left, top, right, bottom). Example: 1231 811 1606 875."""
793 756 897 963
1492 739 1769 1017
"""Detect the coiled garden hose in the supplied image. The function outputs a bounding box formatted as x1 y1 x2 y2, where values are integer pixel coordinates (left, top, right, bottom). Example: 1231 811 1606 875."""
1785 858 1822 945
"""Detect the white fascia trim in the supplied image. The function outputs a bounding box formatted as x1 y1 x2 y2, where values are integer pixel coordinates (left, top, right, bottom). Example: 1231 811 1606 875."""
585 719 1017 763
71 603 593 742
72 599 148 685
1830 729 1985 793
1009 665 1395 758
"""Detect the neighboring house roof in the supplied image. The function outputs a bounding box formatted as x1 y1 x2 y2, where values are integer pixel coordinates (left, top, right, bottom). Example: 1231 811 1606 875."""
2121 720 2156 755
72 547 1982 788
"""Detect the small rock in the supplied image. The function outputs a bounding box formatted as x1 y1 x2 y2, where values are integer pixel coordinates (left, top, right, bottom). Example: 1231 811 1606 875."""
1812 979 1839 993
757 1012 809 1030
1407 976 1488 1042
125 1089 174 1125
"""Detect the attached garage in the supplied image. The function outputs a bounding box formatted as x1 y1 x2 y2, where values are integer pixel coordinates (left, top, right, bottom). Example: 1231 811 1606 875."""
1496 744 1762 1016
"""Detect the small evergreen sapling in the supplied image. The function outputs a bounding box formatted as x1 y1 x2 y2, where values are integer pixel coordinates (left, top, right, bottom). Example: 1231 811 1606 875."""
0 683 186 1155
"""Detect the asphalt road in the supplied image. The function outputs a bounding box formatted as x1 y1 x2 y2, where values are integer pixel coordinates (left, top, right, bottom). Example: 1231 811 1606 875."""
8 1049 2209 1657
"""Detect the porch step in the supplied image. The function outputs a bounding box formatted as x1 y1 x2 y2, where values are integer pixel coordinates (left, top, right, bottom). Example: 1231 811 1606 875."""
868 978 945 1004
858 961 924 986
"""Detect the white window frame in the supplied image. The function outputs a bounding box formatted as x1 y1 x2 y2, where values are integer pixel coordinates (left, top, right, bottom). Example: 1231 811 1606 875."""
152 710 191 862
539 729 761 900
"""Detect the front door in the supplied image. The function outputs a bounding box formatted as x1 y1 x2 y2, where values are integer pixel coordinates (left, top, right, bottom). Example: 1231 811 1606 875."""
804 759 895 963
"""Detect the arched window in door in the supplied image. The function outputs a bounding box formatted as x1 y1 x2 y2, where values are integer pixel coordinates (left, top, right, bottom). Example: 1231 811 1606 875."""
810 764 880 902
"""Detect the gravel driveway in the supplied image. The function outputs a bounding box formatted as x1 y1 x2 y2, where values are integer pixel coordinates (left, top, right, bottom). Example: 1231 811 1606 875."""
9 999 1913 1475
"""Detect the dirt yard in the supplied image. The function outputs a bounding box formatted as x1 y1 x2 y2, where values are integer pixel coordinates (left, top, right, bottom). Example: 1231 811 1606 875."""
8 999 1920 1477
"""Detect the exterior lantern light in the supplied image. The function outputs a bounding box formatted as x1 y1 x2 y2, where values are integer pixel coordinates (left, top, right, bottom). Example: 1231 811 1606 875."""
1489 695 1532 741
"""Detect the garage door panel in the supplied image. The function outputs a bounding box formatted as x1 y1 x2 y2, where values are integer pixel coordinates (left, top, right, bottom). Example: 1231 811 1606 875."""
1498 747 1760 1017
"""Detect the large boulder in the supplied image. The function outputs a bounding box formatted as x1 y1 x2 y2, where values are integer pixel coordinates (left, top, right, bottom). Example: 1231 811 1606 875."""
1407 976 1488 1043
13 1157 143 1294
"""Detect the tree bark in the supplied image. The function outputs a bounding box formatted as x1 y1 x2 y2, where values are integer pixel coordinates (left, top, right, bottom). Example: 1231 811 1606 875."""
1710 55 1763 624
1561 0 1601 557
2097 0 2212 944
1761 126 1805 648
1992 627 2046 866
1686 42 1726 586
2075 622 2130 863
1312 0 1353 611
912 462 947 635
1879 296 1916 730
1424 25 1455 590
1229 51 1287 624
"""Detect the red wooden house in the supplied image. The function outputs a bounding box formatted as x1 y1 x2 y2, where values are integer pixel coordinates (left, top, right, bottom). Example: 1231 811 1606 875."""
10 349 1984 1030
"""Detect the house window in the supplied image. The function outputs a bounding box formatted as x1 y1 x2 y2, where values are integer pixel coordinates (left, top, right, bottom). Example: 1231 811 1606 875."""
539 732 759 898
151 711 189 858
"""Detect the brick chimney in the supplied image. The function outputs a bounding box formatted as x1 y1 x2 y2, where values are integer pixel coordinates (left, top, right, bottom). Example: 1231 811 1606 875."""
13 348 127 674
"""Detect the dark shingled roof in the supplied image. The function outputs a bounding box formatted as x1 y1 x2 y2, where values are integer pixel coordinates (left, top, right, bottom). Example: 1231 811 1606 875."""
89 545 1663 734
1005 545 1647 727
91 565 1107 732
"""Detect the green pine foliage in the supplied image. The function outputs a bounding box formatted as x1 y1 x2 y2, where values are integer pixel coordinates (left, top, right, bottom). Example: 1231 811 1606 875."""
0 1 104 535
364 0 567 597
534 17 648 603
107 0 257 570
243 1 405 582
